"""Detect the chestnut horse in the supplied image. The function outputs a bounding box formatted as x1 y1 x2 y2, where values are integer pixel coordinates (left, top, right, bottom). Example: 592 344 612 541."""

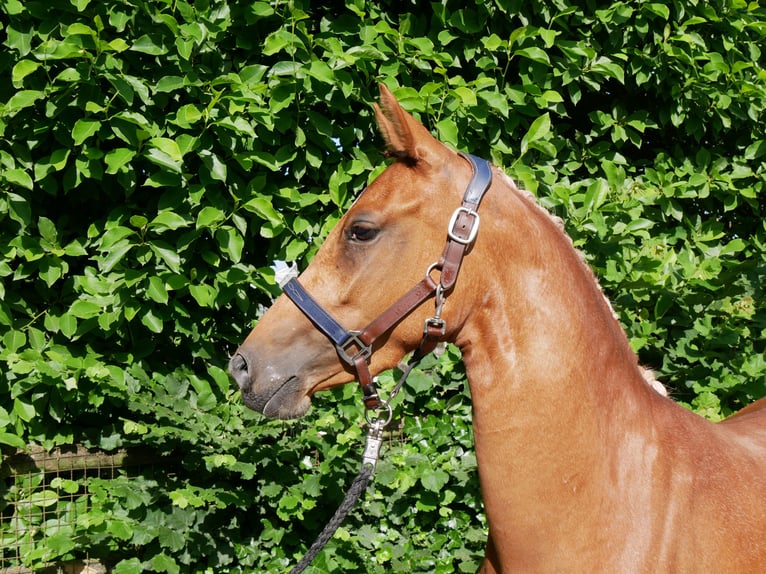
230 85 766 572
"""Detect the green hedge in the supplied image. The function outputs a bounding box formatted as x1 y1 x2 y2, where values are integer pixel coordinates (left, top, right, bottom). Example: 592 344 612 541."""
1 0 764 571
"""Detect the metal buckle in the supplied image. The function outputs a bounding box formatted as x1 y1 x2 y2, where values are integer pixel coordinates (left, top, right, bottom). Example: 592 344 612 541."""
336 331 371 365
447 206 480 245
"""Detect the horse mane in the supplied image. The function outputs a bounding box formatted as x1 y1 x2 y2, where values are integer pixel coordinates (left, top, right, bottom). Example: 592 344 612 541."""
496 170 668 396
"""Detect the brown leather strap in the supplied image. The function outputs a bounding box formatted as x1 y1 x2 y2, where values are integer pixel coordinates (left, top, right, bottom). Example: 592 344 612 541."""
357 276 438 346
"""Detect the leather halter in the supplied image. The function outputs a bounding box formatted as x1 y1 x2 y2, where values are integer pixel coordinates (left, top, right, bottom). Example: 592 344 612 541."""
283 152 493 410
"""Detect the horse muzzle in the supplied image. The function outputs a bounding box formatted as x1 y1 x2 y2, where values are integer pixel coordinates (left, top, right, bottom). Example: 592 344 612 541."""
228 351 312 420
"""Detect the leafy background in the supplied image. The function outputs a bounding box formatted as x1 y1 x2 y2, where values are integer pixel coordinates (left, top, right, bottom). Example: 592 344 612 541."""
1 0 764 571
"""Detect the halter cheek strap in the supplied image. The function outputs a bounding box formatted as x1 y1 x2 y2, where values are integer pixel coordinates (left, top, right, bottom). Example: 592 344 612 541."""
283 152 493 410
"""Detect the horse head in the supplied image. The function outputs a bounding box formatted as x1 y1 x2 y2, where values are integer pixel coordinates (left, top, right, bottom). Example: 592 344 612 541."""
229 85 487 419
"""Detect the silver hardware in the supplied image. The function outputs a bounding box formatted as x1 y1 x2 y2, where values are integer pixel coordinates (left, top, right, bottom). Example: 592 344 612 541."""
364 399 393 426
423 283 447 336
425 261 442 282
447 206 480 245
336 331 372 365
362 402 393 471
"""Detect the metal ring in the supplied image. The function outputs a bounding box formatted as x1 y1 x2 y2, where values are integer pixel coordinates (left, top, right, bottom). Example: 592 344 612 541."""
364 400 393 427
425 261 442 283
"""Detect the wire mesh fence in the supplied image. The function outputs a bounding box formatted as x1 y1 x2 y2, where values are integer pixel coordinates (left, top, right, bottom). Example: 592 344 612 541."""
1 446 158 574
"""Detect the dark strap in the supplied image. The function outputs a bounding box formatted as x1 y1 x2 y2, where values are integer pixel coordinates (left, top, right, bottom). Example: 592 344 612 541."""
284 276 438 410
459 152 493 206
438 152 493 291
283 278 350 347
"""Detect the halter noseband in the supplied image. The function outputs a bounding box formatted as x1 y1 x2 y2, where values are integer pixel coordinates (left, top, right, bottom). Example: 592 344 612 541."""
283 152 493 411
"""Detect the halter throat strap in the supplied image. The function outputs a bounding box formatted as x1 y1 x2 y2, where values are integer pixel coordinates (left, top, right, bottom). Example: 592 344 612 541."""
283 152 493 409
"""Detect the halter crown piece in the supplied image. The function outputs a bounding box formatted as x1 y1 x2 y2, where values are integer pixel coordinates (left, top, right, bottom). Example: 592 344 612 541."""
283 152 494 412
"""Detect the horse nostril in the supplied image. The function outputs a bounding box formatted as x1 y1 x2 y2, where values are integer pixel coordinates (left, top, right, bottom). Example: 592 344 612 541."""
229 353 251 391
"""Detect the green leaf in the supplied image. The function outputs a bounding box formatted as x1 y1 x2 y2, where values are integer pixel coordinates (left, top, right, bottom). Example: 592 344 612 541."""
479 90 510 117
520 113 551 155
515 46 550 65
242 196 283 226
435 117 459 147
196 206 226 229
158 525 186 552
421 468 450 492
35 148 71 180
204 453 237 469
149 553 180 574
173 104 204 127
216 226 244 263
147 276 169 304
4 168 34 190
38 216 58 244
591 57 625 84
100 225 134 249
108 518 134 540
149 242 182 273
131 34 167 55
59 313 78 337
98 239 133 272
251 1 275 17
201 151 227 182
584 179 609 213
405 369 434 394
5 89 44 113
150 212 190 231
190 376 217 411
145 148 183 173
70 300 102 318
140 309 164 333
308 60 334 84
624 218 654 233
645 3 670 19
189 284 215 307
156 76 185 92
14 398 36 422
12 59 41 87
3 330 26 353
0 431 27 449
113 558 144 574
46 531 76 555
105 148 136 174
150 138 183 161
720 238 746 255
72 118 101 145
214 116 255 137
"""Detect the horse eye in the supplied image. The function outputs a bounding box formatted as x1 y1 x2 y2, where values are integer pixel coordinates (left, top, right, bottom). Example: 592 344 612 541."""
347 224 379 243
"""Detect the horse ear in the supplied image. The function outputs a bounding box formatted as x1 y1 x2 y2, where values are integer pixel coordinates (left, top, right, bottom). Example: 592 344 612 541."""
374 84 442 163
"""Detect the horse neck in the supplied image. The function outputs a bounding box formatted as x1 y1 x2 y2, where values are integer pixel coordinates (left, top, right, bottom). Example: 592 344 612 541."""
456 179 657 523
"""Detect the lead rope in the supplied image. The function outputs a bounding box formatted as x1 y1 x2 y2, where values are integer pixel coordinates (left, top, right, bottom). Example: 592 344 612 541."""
288 405 391 574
